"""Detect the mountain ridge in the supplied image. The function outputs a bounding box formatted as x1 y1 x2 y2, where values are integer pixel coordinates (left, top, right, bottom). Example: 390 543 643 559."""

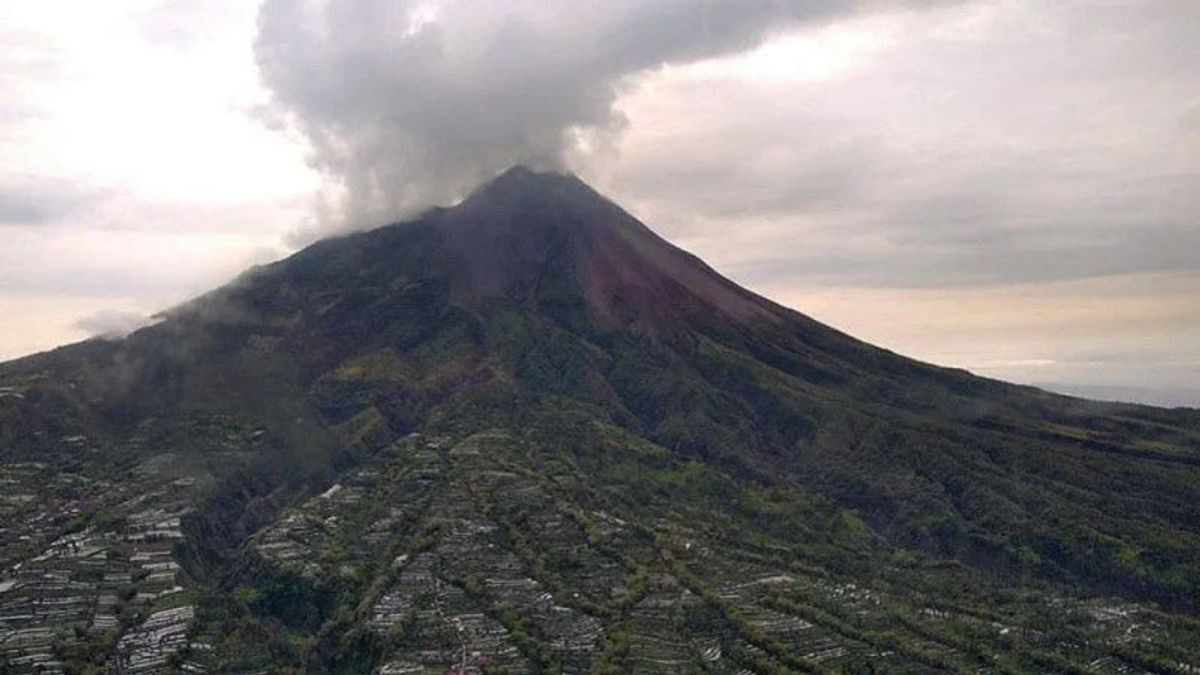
1 167 1198 673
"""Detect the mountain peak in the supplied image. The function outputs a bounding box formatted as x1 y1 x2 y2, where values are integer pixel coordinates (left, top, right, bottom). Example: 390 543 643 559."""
167 166 781 337
435 166 783 330
481 164 579 189
456 165 611 223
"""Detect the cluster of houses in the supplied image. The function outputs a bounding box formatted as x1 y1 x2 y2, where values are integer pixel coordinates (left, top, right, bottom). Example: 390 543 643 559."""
622 572 734 674
0 463 100 566
372 552 530 674
0 461 120 674
3 424 1180 673
251 431 903 673
716 573 850 667
252 434 612 673
0 458 206 674
114 605 200 673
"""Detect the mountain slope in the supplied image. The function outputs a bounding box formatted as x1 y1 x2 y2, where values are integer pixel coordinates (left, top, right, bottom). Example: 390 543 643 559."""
1 167 1198 673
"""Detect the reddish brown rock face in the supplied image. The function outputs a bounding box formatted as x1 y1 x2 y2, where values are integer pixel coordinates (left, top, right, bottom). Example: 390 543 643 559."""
439 166 783 333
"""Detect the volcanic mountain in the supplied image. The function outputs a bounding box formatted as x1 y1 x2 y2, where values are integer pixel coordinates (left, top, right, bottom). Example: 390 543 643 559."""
1 167 1198 673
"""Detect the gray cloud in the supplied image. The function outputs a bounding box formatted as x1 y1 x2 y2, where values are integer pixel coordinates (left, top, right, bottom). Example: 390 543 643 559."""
600 1 1200 288
254 0 959 233
72 309 152 339
0 179 110 226
1182 103 1200 133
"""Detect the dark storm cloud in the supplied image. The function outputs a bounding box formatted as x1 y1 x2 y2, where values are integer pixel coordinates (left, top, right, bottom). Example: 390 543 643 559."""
254 0 962 232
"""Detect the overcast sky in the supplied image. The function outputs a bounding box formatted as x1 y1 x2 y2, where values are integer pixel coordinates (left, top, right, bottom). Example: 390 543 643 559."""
1 0 1197 402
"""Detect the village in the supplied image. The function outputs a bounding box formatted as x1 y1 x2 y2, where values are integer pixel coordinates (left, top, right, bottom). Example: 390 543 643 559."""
225 431 1190 674
0 456 206 674
0 429 1186 674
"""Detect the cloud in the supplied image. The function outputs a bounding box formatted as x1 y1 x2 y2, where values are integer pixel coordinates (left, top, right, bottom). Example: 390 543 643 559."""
763 270 1200 389
0 179 110 225
0 220 291 304
253 0 960 233
1182 102 1200 134
72 308 151 339
598 1 1200 288
134 1 242 48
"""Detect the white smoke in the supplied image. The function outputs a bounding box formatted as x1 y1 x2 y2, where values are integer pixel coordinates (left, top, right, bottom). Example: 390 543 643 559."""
254 0 954 234
73 309 152 340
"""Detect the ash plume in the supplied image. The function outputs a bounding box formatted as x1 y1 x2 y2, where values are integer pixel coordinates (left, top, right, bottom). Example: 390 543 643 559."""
254 0 952 235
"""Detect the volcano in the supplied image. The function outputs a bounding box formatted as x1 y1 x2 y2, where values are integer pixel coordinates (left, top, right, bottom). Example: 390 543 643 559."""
1 167 1198 673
